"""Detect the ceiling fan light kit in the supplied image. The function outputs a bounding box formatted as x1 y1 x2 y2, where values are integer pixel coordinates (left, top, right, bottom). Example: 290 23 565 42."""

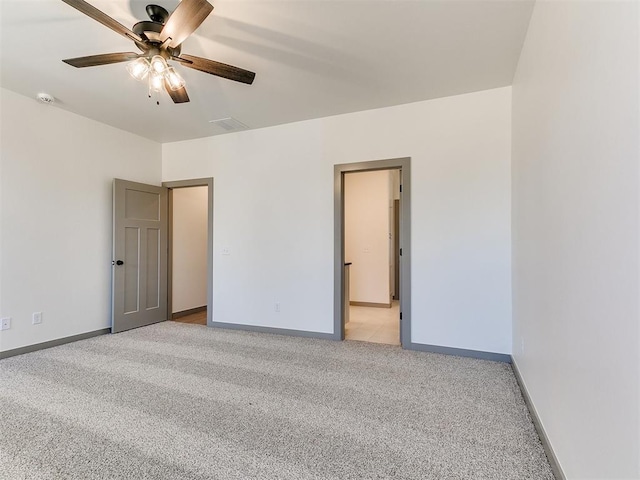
126 53 186 94
60 0 256 104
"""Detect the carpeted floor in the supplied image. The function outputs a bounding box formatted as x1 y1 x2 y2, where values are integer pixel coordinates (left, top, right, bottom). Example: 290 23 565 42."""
0 322 554 479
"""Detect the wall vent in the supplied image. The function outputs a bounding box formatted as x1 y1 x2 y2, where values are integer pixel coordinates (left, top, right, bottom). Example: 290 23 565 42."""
208 117 249 133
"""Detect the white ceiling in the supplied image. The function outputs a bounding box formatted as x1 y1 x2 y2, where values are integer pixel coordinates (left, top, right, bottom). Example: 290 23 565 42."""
0 0 534 143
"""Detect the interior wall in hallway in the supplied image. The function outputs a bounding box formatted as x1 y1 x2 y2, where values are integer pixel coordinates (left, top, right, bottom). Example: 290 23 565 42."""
172 186 208 313
344 170 392 305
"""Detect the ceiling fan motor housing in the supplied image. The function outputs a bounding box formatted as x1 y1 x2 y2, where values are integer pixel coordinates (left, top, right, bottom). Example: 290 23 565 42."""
132 6 181 58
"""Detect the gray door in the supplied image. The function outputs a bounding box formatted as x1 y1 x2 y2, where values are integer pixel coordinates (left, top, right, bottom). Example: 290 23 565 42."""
112 179 168 333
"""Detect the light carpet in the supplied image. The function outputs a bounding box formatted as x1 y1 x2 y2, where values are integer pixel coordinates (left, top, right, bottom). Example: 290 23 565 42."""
0 322 554 479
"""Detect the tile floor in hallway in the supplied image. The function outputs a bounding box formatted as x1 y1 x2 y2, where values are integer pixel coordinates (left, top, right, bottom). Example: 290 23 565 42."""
345 301 400 345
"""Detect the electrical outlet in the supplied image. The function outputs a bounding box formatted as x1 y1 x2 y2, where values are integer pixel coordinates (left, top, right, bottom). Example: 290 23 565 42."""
1 317 11 331
32 312 43 325
275 303 280 313
222 248 230 256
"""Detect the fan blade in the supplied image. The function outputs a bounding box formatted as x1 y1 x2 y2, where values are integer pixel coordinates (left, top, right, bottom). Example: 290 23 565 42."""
61 0 142 43
165 79 190 103
63 52 140 68
160 0 213 48
177 54 255 85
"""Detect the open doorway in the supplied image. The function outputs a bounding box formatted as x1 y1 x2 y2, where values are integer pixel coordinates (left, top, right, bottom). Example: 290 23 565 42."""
343 169 400 344
163 178 213 326
334 158 411 347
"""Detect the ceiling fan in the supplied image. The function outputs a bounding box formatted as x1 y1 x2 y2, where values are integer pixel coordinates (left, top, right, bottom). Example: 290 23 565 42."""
60 0 256 103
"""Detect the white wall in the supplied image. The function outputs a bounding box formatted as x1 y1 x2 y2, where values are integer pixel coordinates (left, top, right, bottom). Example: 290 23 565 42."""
511 1 640 478
345 170 391 305
163 86 512 354
172 186 208 313
0 88 162 352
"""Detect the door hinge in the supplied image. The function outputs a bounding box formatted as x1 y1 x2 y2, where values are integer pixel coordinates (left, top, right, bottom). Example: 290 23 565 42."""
400 184 403 193
400 312 403 320
400 248 403 256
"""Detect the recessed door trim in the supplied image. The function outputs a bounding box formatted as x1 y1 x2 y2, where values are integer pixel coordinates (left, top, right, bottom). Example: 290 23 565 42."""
334 158 411 347
163 178 214 326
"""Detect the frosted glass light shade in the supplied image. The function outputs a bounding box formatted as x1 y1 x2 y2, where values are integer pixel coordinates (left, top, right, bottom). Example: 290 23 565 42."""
150 55 167 74
126 58 150 81
149 71 164 92
164 67 185 91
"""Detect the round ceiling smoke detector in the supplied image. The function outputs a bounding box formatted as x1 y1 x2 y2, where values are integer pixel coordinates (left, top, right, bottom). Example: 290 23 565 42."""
36 93 55 105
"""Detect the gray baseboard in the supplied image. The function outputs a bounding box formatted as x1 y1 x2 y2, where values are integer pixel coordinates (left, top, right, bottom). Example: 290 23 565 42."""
511 358 566 480
172 306 207 319
0 328 111 360
406 342 512 363
208 324 510 364
209 321 336 341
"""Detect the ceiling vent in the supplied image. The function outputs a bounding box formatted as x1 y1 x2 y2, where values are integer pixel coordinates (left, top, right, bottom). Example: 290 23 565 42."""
208 117 249 133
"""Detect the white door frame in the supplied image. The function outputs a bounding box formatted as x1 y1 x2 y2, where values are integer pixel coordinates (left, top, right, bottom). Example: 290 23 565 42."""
334 158 411 347
163 178 214 326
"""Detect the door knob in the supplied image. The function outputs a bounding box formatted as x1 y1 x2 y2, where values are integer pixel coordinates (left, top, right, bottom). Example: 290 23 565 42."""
116 260 124 266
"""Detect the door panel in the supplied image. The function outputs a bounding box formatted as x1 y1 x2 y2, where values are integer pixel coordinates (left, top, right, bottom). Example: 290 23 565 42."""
146 228 160 309
125 189 161 220
123 227 140 314
113 179 168 333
